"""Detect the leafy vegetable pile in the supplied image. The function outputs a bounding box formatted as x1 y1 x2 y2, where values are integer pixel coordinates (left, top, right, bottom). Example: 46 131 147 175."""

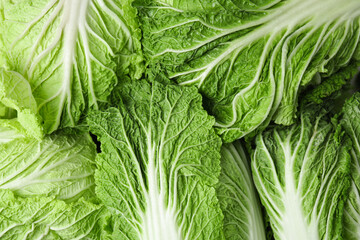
0 0 359 239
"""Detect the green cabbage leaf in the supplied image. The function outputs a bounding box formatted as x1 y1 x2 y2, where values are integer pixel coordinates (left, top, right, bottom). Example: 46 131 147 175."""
0 69 43 139
88 80 224 240
136 0 360 142
0 189 109 239
341 93 360 240
0 131 97 201
0 0 143 136
252 105 351 240
217 141 266 240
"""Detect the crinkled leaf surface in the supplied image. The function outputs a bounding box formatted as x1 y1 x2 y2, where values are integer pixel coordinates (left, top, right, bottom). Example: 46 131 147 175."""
0 0 143 134
341 93 360 240
0 68 43 139
88 80 224 240
0 189 109 239
252 106 351 240
0 131 97 201
136 0 360 142
303 61 360 104
217 141 266 240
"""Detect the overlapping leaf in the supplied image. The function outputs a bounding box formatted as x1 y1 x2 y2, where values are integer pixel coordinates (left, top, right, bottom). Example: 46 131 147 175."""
217 141 266 240
0 189 109 239
252 105 351 240
0 131 97 201
0 0 143 135
136 0 360 141
341 93 360 240
88 80 224 240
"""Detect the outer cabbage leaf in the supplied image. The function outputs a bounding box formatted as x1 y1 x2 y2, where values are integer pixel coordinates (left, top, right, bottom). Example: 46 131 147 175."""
217 141 266 240
341 93 360 240
136 0 360 142
0 189 109 239
252 105 351 240
0 131 97 201
87 80 224 240
0 0 143 134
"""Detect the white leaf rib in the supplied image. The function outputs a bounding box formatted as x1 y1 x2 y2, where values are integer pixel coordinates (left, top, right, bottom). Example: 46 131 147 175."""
213 30 277 129
252 152 283 225
31 63 62 92
106 175 142 230
97 0 133 49
9 0 60 51
95 117 147 209
0 143 52 187
78 2 98 110
152 18 225 34
296 117 324 190
149 0 360 138
105 0 124 15
220 175 251 214
226 146 253 189
25 0 65 76
85 23 115 55
315 166 341 224
177 180 197 233
259 134 284 195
